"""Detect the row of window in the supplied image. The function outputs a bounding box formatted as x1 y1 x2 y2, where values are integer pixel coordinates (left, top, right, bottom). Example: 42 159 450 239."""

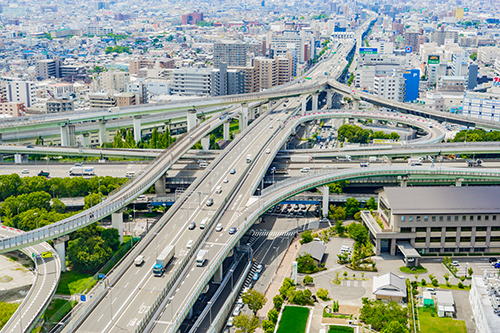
414 236 499 243
401 215 497 223
400 226 498 233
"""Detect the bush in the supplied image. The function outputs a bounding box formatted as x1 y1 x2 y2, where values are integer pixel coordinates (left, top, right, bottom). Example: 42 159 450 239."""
458 282 464 289
317 288 330 301
300 230 313 244
303 275 313 285
421 279 427 286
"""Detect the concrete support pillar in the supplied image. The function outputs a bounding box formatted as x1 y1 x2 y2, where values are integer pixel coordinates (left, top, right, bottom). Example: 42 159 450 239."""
223 121 230 141
213 264 223 284
304 122 310 139
456 178 464 187
0 133 3 144
258 105 263 115
241 103 248 129
312 93 319 112
201 136 210 150
301 95 308 114
68 124 76 147
133 116 142 143
155 175 166 196
327 90 333 109
99 120 107 145
353 100 360 110
239 113 246 132
112 211 124 243
83 133 91 147
60 124 69 147
399 175 408 187
373 104 380 112
187 109 197 131
53 235 69 272
321 185 329 218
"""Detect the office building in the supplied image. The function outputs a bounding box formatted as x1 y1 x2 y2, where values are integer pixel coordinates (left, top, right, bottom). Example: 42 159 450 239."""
116 92 139 106
171 68 211 96
463 90 500 122
468 64 478 90
451 53 469 77
402 69 420 102
46 98 74 113
270 30 314 64
213 40 248 68
355 55 403 91
404 32 421 53
36 59 61 80
431 31 459 46
6 81 35 107
362 186 500 256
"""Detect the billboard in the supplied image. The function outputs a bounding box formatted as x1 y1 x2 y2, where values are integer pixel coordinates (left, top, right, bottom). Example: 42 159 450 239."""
494 77 500 87
359 47 378 55
428 55 440 64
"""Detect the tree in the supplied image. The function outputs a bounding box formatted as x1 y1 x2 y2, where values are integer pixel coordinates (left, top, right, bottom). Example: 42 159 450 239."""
101 228 120 251
268 309 278 324
261 320 275 333
334 220 345 235
348 223 369 244
51 198 66 214
124 129 137 148
381 320 409 333
272 294 283 310
359 298 408 331
345 197 360 217
316 288 330 301
303 275 313 285
296 253 320 274
300 230 313 244
470 52 477 61
233 314 260 333
468 267 474 276
290 289 314 305
84 193 101 209
279 278 295 299
366 197 377 210
242 289 267 315
329 206 346 221
444 273 450 282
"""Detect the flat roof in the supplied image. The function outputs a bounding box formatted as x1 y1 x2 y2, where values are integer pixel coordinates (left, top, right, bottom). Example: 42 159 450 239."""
396 241 421 258
383 186 500 214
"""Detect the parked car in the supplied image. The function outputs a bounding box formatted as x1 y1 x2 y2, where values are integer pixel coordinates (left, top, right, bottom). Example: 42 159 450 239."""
494 263 500 269
252 272 260 281
451 261 460 266
255 264 263 274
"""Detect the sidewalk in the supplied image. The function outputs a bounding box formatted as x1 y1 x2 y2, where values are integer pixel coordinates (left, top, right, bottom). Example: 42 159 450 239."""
257 237 302 318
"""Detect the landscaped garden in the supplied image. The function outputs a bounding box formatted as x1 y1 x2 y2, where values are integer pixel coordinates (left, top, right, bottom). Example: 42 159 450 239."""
276 306 310 333
418 307 467 333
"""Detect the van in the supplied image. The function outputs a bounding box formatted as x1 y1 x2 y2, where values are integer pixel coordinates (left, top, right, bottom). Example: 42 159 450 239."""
200 218 208 229
187 239 194 248
300 167 310 173
215 186 222 194
199 162 208 168
126 171 135 178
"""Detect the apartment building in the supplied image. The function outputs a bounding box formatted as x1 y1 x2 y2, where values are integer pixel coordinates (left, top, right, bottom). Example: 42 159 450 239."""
463 90 500 122
270 30 314 64
36 59 61 80
404 32 422 53
431 31 459 46
362 187 500 256
116 92 139 106
100 71 130 93
170 68 211 96
355 55 403 91
478 46 500 65
213 40 248 68
89 92 117 109
46 98 74 113
0 102 24 117
5 81 35 108
211 63 246 97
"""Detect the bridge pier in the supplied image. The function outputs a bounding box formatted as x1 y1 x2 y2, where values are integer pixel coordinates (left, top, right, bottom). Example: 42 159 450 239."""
321 185 329 218
83 133 91 147
53 235 70 272
312 93 319 112
373 104 380 112
133 116 142 143
60 124 69 146
241 103 248 131
213 264 223 284
187 109 197 131
201 136 210 150
112 211 124 243
399 175 409 187
352 100 360 110
301 95 308 114
60 124 76 147
258 105 263 116
155 175 166 196
456 178 464 187
327 90 333 109
304 122 310 139
99 120 107 145
223 121 230 141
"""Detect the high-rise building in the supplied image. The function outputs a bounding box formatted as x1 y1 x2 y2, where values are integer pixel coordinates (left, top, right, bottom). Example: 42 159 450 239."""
211 63 246 97
430 31 459 46
478 47 500 65
213 40 248 68
46 98 74 113
181 11 203 25
451 53 469 77
404 32 421 53
402 69 420 102
171 68 211 96
36 59 61 80
0 102 25 117
100 71 130 93
6 81 35 108
270 30 314 64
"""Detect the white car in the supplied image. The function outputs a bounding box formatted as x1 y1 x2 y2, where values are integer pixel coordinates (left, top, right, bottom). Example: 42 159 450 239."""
223 178 229 183
216 224 223 232
232 306 241 316
451 261 460 266
187 239 194 248
265 149 271 154
227 317 234 327
269 125 273 129
255 264 263 273
21 169 29 174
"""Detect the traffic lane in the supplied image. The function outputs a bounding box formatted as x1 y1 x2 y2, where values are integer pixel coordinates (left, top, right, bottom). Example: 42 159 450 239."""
99 105 280 332
0 163 148 178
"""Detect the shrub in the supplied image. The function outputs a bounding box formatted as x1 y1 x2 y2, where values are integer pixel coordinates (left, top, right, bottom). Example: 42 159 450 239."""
458 282 464 289
317 288 330 301
303 275 313 285
421 279 427 286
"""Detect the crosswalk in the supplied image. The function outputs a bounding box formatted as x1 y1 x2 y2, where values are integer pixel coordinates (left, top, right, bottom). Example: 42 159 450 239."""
250 229 296 238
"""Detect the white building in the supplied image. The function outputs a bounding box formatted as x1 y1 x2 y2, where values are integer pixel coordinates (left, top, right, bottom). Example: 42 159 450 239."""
478 46 500 65
463 90 500 122
355 55 403 91
170 68 211 96
373 74 403 110
470 275 500 333
5 81 36 108
100 71 130 93
371 41 394 55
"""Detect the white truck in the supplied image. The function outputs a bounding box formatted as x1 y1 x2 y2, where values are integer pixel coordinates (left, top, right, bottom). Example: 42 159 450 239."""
246 154 252 163
290 155 311 163
336 155 352 162
69 166 95 176
153 245 175 277
408 157 422 166
196 249 208 267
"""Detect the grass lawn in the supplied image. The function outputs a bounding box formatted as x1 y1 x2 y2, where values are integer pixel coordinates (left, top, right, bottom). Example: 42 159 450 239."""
400 265 428 274
276 306 310 333
418 307 467 333
0 301 19 330
44 299 77 322
56 271 94 295
328 325 354 333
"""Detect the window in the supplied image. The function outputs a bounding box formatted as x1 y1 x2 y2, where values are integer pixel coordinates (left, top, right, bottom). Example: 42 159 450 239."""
409 216 413 222
476 227 487 232
485 216 489 221
401 227 412 233
431 227 441 232
492 226 500 232
416 216 421 222
462 216 466 221
491 236 500 242
478 216 482 221
430 237 441 243
494 216 497 221
460 237 471 242
462 227 472 232
454 216 459 221
476 237 486 243
446 227 457 232
415 237 426 243
445 237 456 243
470 216 474 221
424 216 428 222
416 227 426 232
431 216 436 222
401 216 405 222
439 216 443 222
447 216 451 221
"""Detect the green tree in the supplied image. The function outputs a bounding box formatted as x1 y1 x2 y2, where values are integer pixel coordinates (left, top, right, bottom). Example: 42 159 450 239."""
51 198 66 214
359 298 408 331
84 193 101 209
468 267 474 276
268 308 278 324
67 235 112 272
300 230 313 244
345 197 360 217
348 223 369 244
316 288 330 301
335 220 345 235
112 130 124 148
101 228 120 251
296 253 320 273
278 278 295 299
272 294 283 310
124 128 137 147
381 320 409 333
366 197 377 210
233 314 260 333
303 275 314 285
242 289 267 315
470 52 477 61
261 320 274 333
329 205 346 221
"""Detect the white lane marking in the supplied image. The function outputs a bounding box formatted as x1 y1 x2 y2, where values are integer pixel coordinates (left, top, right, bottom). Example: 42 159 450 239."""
98 314 104 322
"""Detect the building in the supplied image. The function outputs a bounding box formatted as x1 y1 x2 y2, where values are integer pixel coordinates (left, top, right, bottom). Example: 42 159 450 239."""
270 30 314 65
372 272 407 303
129 56 152 75
470 274 500 333
0 102 24 117
211 63 246 96
100 71 130 93
451 53 469 77
374 74 403 105
478 47 500 65
170 68 211 96
5 81 35 108
116 92 138 106
355 55 403 90
436 290 455 317
431 31 459 46
361 186 500 256
468 64 478 90
46 98 74 113
402 69 420 102
298 241 326 263
89 92 117 109
126 81 148 103
404 32 421 53
181 11 203 25
463 90 500 122
213 40 248 68
36 59 61 80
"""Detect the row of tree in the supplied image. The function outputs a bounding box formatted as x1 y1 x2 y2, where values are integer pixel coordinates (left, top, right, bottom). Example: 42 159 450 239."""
107 127 177 150
451 129 500 142
0 174 128 201
338 124 400 144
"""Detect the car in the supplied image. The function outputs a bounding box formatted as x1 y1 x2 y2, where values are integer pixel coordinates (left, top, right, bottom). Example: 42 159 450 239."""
21 169 29 174
252 272 260 281
74 163 83 167
495 263 500 269
255 264 263 273
26 145 34 148
286 204 292 209
270 117 273 120
138 194 146 199
223 178 229 183
230 168 236 174
229 227 237 235
227 316 234 327
300 204 307 210
206 198 214 206
425 287 436 295
490 258 498 263
266 149 271 154
134 255 144 266
186 239 194 248
451 261 460 266
282 208 289 214
188 221 196 230
293 204 300 210
216 224 223 232
232 306 241 316
269 125 273 129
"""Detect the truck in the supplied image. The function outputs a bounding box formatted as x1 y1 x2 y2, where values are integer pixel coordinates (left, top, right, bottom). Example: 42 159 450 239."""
38 171 50 177
196 249 208 267
335 155 352 162
246 154 252 163
153 245 175 277
69 166 95 176
408 157 422 166
290 155 312 163
467 159 482 167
